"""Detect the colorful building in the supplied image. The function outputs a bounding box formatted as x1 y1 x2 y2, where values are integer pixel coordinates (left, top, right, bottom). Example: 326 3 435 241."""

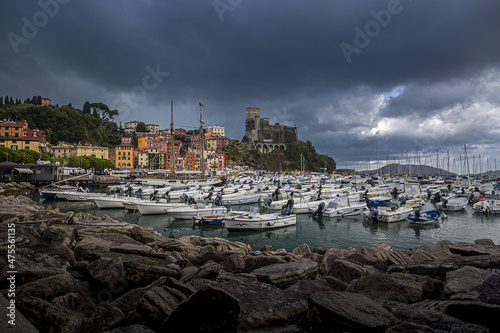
207 125 225 137
114 144 135 170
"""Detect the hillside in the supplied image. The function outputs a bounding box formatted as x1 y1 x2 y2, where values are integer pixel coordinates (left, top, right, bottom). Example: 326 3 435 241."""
362 163 456 176
223 140 336 173
0 99 121 148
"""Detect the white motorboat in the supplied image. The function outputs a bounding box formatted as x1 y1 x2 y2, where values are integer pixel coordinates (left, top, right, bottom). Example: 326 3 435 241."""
92 196 141 209
364 206 413 223
62 191 108 202
221 192 261 205
435 197 468 211
311 197 368 218
400 198 426 209
224 207 296 231
167 203 228 220
472 200 500 214
135 200 189 215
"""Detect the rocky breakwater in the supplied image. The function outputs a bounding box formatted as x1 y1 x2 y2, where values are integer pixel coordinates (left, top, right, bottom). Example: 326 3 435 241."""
0 194 500 332
0 182 35 195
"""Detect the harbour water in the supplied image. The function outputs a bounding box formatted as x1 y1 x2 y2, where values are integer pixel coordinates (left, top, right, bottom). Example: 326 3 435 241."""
29 187 500 253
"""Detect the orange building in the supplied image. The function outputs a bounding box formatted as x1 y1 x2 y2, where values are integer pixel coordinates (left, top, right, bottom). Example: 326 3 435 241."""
114 144 135 170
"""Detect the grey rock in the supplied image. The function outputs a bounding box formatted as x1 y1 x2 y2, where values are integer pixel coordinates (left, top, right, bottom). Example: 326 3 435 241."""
444 266 493 296
84 302 125 333
381 300 489 333
252 260 318 289
292 243 311 256
89 257 125 289
472 273 500 305
449 242 500 256
162 285 240 333
347 273 423 304
324 258 367 283
190 273 310 329
387 263 458 280
308 291 398 332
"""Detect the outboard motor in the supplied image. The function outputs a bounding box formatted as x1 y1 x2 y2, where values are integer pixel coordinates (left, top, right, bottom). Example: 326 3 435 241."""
179 193 188 203
414 210 421 221
205 191 213 201
272 188 280 200
126 186 133 196
312 202 326 217
366 207 378 222
281 199 294 216
187 197 196 205
316 188 322 201
264 186 269 191
149 190 158 201
264 198 273 207
212 194 223 206
400 195 407 206
391 187 398 195
442 199 448 209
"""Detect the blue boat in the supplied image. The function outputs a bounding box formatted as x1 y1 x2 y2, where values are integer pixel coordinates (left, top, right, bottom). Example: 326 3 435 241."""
407 209 442 225
192 214 225 225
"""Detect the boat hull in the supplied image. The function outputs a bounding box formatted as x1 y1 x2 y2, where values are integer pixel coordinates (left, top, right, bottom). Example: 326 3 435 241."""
167 206 227 220
225 214 296 231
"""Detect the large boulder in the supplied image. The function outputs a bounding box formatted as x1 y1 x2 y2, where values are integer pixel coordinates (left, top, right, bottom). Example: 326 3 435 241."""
472 273 500 305
387 263 458 280
191 273 311 329
444 266 494 296
251 260 318 289
308 291 398 332
449 242 500 256
324 258 367 283
83 302 125 333
73 236 113 260
346 273 423 304
88 257 125 289
162 285 240 333
243 252 295 273
379 300 489 333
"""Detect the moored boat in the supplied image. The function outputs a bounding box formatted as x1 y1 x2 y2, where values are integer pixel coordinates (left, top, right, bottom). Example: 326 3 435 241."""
364 206 413 223
407 209 443 225
435 197 468 211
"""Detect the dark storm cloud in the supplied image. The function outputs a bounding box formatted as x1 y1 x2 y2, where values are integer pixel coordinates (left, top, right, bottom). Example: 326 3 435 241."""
1 0 500 169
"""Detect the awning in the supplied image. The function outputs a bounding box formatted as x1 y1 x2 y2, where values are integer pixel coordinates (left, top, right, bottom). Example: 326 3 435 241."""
14 168 33 174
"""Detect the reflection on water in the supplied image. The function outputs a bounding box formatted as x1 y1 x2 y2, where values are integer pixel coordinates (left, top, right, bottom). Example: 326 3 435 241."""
27 187 500 253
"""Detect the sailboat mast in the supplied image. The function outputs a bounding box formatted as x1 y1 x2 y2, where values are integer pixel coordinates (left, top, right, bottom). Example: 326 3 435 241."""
200 103 205 179
171 100 175 179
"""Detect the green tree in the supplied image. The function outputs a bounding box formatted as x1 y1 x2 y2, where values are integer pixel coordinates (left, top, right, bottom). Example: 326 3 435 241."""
136 122 147 132
0 96 3 107
9 97 14 105
36 96 41 105
83 101 91 114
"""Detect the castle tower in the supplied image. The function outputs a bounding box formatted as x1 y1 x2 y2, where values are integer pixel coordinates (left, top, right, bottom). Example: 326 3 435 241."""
245 107 260 141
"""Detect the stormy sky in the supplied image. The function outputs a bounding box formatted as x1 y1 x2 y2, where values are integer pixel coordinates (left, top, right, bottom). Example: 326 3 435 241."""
1 0 500 173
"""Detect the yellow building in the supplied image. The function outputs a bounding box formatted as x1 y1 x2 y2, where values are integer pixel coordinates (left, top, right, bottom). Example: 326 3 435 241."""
114 144 135 170
205 137 217 151
0 138 40 151
50 143 75 158
207 125 225 137
51 144 109 159
75 146 109 159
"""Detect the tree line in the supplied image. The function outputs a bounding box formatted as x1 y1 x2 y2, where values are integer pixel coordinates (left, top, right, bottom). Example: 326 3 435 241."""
0 146 115 170
0 97 122 148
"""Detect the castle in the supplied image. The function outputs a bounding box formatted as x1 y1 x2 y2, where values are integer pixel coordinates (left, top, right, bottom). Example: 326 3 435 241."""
244 107 298 153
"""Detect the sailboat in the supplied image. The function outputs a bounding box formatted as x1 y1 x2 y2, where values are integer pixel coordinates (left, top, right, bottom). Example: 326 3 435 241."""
141 101 223 187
